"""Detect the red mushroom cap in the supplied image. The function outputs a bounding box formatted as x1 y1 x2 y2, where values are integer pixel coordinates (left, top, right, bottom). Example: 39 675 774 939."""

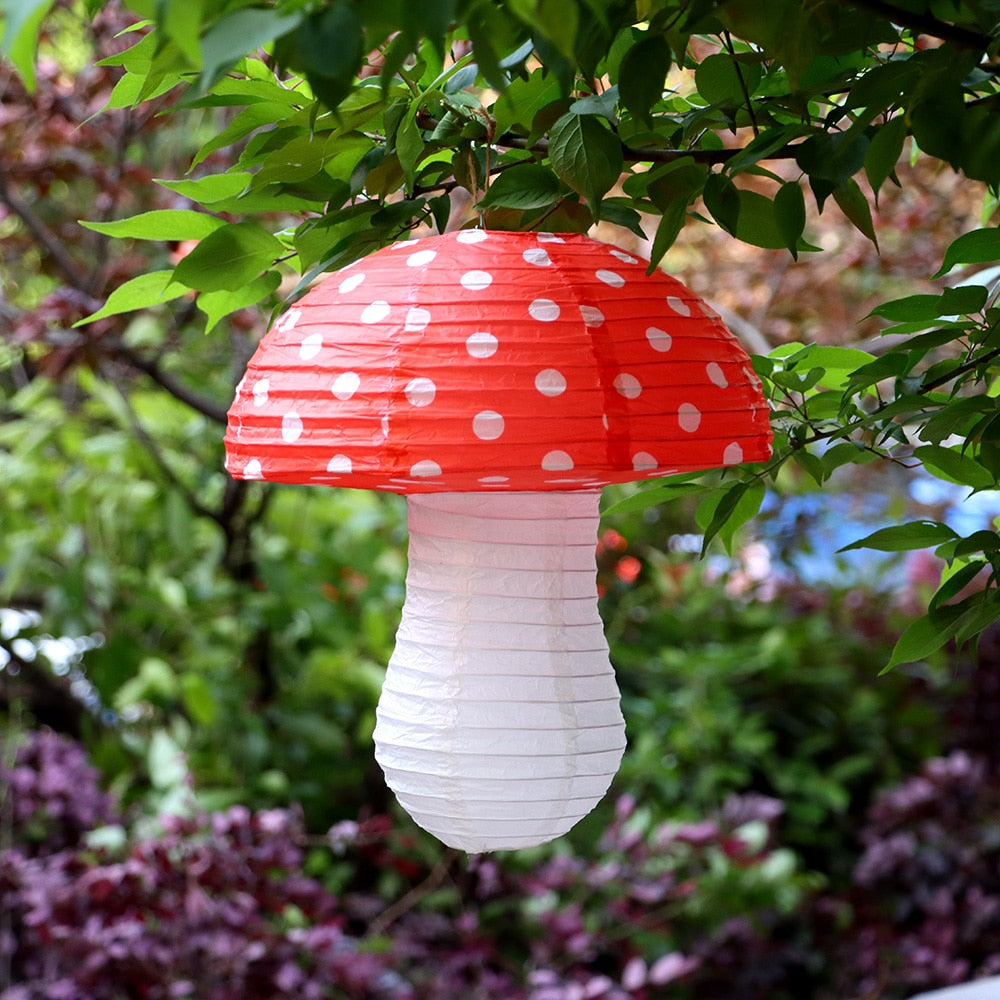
224 230 772 493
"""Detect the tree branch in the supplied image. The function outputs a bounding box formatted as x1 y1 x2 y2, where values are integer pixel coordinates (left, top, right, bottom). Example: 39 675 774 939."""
849 0 993 50
110 340 230 425
0 165 93 292
499 130 807 165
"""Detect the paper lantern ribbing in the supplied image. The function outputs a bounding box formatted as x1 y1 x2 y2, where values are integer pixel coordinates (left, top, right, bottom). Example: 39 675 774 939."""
225 230 772 853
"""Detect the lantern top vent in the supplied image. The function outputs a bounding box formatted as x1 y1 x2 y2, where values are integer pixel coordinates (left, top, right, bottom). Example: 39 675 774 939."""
224 229 772 494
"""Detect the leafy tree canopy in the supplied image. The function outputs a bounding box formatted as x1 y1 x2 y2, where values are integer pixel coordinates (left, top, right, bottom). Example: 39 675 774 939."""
5 0 1000 666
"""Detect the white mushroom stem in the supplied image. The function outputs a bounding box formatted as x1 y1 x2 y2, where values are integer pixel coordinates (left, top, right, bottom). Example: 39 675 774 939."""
373 491 627 853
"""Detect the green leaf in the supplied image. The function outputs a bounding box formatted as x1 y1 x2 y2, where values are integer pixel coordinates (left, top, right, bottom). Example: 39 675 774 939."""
276 1 364 111
172 222 285 292
865 115 907 201
548 112 624 220
697 481 766 556
618 32 671 126
838 519 958 553
953 530 1000 559
833 178 877 248
914 444 996 490
570 87 619 123
774 181 806 259
930 560 987 610
75 271 189 326
724 124 811 175
702 171 740 235
871 284 989 321
795 131 869 187
509 0 579 58
733 189 798 250
395 112 425 189
162 0 204 68
648 195 689 268
695 52 761 106
197 272 281 333
477 163 560 210
0 0 55 91
148 729 188 791
156 173 252 205
934 228 1000 279
886 604 964 670
493 68 562 136
80 210 226 241
602 479 711 516
180 672 217 726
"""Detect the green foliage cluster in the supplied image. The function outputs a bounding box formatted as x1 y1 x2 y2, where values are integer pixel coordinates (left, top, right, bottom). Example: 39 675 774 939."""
4 0 1000 859
7 0 1000 658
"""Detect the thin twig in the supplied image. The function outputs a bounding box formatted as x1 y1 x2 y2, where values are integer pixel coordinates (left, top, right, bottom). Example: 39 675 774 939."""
723 31 759 138
368 850 457 937
0 165 91 291
100 363 222 524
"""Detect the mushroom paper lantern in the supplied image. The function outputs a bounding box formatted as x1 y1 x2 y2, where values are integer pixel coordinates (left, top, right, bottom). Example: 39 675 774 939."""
225 229 772 853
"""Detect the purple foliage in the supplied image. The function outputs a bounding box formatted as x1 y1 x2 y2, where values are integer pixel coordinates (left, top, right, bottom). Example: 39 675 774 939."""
1 731 821 1000
1 730 118 855
1 805 408 1000
834 751 1000 998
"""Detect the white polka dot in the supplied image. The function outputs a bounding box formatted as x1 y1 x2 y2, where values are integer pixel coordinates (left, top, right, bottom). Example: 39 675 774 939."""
327 454 352 474
389 241 411 250
706 362 729 388
678 403 702 433
457 229 488 243
542 450 574 471
529 298 560 322
405 307 431 332
332 371 361 400
380 416 390 438
252 379 269 406
472 410 504 440
466 331 498 358
580 305 605 327
361 300 391 323
461 270 493 290
535 369 567 396
411 460 442 477
405 377 436 407
596 269 625 288
614 373 642 399
339 273 366 294
281 411 303 442
701 301 718 318
243 459 263 479
601 414 609 429
479 475 509 484
537 232 564 242
407 249 437 267
742 365 762 388
646 326 672 352
723 442 744 465
610 249 638 264
274 308 301 333
633 452 657 471
667 295 691 316
523 247 551 266
299 332 323 360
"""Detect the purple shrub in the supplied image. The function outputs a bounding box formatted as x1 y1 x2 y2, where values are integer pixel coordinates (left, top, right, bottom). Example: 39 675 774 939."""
1 730 118 856
832 751 1000 998
2 804 408 1000
1 732 830 1000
